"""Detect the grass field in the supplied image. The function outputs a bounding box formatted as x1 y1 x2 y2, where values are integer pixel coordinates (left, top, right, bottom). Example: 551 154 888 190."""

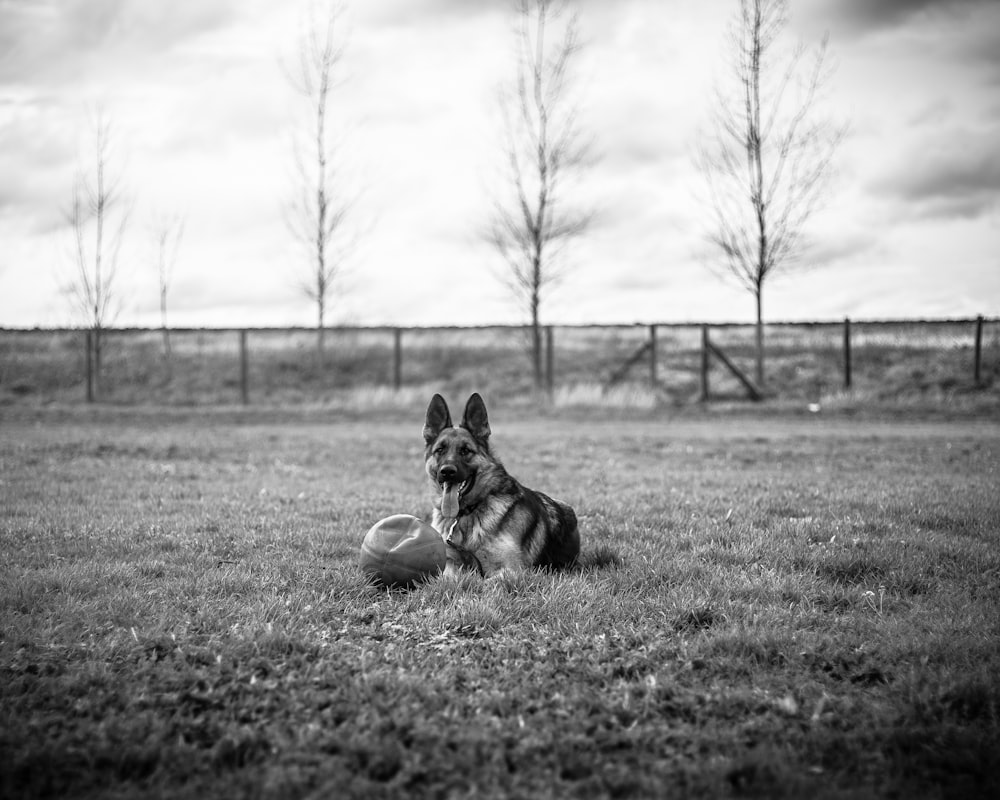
2 405 999 798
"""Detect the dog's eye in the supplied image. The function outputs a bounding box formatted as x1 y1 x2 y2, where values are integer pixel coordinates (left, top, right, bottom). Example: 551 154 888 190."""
434 444 446 455
459 445 472 457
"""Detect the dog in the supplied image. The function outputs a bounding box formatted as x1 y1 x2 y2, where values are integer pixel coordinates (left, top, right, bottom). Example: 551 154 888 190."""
423 392 580 578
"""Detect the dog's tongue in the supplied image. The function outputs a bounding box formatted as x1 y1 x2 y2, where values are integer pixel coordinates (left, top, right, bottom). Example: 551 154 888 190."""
441 482 460 518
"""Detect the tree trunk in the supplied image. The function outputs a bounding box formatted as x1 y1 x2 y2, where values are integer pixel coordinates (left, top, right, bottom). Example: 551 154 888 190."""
750 1 766 392
317 295 327 371
754 286 764 389
94 325 103 400
531 287 542 389
160 286 171 362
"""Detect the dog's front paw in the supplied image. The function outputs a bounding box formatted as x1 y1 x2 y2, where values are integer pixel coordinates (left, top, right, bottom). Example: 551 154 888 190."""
446 542 485 577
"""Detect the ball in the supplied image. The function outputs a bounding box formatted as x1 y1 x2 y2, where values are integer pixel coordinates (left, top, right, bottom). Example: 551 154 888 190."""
359 514 446 588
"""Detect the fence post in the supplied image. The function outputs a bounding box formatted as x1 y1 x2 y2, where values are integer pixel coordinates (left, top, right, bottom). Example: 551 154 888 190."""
239 329 249 405
393 328 403 391
700 325 710 402
649 325 658 388
85 329 95 403
843 317 852 390
545 326 555 400
974 314 984 386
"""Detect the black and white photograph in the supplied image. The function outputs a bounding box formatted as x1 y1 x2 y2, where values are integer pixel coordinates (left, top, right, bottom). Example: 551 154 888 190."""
1 0 998 797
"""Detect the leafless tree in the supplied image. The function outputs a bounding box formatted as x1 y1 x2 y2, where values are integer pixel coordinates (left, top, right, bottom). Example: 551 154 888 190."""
487 0 593 390
698 0 845 389
150 213 185 363
66 110 131 394
284 0 351 361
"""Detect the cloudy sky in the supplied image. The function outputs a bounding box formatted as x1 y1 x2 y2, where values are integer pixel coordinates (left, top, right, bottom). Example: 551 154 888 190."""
1 0 998 328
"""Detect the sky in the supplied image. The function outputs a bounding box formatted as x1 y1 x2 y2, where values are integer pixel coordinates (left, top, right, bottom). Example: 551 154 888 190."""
0 0 998 329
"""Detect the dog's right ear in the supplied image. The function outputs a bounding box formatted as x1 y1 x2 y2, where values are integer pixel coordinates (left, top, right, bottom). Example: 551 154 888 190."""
423 394 452 445
461 392 491 443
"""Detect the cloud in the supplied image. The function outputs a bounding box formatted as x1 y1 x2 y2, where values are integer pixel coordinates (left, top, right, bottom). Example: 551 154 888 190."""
871 132 1000 221
0 0 237 84
358 0 507 27
802 227 882 269
1 0 997 327
815 0 990 32
962 15 1000 81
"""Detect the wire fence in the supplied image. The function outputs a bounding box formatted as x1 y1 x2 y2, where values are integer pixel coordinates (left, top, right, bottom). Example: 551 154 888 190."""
0 317 996 407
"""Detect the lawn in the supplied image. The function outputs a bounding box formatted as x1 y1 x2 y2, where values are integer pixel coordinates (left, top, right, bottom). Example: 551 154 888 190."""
1 406 999 798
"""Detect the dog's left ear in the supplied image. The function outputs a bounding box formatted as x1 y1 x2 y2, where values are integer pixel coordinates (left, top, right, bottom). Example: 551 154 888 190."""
461 393 491 443
423 393 452 445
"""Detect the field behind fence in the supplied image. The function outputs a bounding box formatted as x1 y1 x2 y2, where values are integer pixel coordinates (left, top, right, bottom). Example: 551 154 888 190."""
0 318 996 407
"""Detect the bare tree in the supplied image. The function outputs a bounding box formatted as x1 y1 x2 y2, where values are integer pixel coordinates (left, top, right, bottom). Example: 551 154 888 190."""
66 110 131 394
284 0 350 361
488 0 593 390
151 213 185 363
698 0 845 389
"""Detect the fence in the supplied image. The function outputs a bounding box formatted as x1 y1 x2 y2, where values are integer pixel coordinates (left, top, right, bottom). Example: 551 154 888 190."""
0 318 996 406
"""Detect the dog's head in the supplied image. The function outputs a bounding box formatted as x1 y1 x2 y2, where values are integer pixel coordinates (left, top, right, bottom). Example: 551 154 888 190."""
423 393 492 517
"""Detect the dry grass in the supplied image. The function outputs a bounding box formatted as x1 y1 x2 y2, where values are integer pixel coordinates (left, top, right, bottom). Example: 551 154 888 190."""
1 320 996 410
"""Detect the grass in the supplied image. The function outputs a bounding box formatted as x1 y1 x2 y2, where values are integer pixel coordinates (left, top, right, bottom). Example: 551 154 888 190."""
1 407 999 798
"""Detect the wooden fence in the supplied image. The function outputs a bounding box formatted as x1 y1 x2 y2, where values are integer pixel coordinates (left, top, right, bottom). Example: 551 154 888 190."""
0 317 995 405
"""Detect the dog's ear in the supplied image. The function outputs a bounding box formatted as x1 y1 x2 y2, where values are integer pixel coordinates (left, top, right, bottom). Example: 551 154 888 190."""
423 394 452 444
460 393 491 443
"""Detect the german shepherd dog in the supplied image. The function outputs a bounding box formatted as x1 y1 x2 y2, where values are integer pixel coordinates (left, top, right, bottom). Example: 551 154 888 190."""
423 393 580 577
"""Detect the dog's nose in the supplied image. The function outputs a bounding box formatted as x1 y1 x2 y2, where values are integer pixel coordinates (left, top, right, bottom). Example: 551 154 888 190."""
438 464 458 483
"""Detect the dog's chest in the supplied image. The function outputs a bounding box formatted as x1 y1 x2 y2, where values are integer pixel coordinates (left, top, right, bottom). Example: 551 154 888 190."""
462 502 527 567
431 493 527 574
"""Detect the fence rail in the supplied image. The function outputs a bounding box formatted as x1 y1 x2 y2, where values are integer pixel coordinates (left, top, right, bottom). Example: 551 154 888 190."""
0 317 996 406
